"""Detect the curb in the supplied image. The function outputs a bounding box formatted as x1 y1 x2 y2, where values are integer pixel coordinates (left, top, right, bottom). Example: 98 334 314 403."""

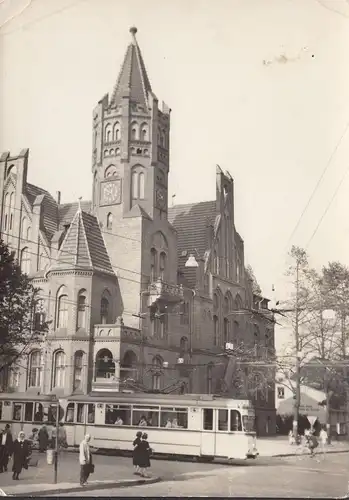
266 449 349 458
4 476 161 497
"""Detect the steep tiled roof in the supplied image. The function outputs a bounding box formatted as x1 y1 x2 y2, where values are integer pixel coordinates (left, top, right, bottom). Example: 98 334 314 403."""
58 201 92 228
168 201 217 288
53 208 114 275
25 183 58 240
110 28 153 107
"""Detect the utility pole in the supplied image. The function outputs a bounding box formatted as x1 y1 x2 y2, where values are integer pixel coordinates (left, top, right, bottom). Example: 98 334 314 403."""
293 257 301 442
188 290 195 393
53 400 60 484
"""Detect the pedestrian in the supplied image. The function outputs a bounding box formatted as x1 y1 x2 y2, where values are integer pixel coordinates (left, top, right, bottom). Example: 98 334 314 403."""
11 431 31 480
38 425 49 453
58 423 68 449
288 430 295 445
306 431 319 459
319 426 328 457
132 431 142 475
0 424 13 473
137 432 152 478
79 434 93 487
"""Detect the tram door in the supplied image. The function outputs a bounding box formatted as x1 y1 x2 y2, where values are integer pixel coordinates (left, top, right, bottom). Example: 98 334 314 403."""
200 408 216 456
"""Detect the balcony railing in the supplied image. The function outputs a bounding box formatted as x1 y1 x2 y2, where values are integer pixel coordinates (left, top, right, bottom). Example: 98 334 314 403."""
148 278 184 306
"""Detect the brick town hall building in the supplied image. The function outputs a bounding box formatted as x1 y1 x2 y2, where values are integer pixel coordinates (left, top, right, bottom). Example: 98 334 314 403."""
0 27 276 435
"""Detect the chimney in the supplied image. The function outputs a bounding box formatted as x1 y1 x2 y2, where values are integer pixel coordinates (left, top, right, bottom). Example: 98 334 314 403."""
56 191 61 205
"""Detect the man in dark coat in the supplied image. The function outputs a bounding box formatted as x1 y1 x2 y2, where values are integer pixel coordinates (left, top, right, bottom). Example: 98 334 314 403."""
12 431 31 480
38 425 49 453
0 424 13 473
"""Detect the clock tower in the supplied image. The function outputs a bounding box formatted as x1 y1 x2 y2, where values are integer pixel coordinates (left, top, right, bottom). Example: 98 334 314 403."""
91 27 171 223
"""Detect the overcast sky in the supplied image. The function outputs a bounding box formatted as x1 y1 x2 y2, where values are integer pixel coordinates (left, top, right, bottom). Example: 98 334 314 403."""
1 0 349 313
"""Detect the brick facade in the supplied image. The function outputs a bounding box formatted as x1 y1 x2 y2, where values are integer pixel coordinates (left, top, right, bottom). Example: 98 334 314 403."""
0 27 276 435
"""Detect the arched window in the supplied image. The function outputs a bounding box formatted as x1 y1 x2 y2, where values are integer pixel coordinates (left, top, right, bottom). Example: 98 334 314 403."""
213 315 218 346
73 351 84 391
28 350 42 387
223 318 229 345
213 293 219 311
3 193 9 230
20 247 30 275
113 122 120 141
100 292 110 324
33 298 45 331
235 294 242 310
140 123 148 141
105 123 112 143
57 290 68 329
138 172 145 199
131 171 138 199
105 165 117 178
77 291 87 330
9 193 14 230
107 212 113 230
27 226 31 240
224 296 229 316
152 356 163 391
150 248 157 281
207 363 213 394
21 217 28 239
131 169 145 200
115 148 120 156
53 351 66 388
130 121 139 140
159 252 166 280
95 349 115 379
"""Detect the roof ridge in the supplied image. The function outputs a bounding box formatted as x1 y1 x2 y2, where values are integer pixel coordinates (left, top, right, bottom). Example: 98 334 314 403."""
80 210 93 267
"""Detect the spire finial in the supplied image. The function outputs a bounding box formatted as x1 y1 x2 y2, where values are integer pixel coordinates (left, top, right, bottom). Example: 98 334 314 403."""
78 196 82 211
129 26 137 41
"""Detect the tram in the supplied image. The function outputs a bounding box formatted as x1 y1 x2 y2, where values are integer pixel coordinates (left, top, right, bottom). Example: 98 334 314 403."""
0 393 61 438
63 392 258 461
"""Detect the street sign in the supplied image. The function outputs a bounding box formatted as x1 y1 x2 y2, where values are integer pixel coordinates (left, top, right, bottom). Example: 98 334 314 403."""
307 415 317 426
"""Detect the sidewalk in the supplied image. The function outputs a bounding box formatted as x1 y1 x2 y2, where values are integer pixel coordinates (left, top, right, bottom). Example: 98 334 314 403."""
0 451 161 496
257 436 349 457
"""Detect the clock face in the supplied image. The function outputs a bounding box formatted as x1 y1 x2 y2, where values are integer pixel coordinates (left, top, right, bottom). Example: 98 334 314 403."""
100 180 121 206
156 188 166 209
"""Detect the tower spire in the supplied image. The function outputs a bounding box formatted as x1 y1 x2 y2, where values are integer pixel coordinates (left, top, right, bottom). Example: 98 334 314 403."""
110 27 153 107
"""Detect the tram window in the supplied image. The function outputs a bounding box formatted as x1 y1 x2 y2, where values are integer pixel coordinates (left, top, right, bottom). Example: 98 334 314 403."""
0 402 2 420
87 404 95 424
218 409 228 431
105 405 131 425
160 407 188 429
132 409 159 427
33 403 43 422
77 403 85 423
12 403 22 421
203 408 213 430
242 414 255 432
24 403 34 422
65 403 75 422
230 410 242 431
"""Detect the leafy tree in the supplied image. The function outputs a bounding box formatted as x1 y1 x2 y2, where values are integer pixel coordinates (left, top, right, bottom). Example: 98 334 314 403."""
0 239 47 384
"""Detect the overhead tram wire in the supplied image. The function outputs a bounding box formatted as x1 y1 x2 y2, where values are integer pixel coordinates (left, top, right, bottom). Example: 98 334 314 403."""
306 160 349 249
286 119 349 249
271 118 349 293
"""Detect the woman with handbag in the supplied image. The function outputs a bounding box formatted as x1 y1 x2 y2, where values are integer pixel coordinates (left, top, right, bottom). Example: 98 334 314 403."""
132 431 142 475
12 431 31 480
79 434 93 486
